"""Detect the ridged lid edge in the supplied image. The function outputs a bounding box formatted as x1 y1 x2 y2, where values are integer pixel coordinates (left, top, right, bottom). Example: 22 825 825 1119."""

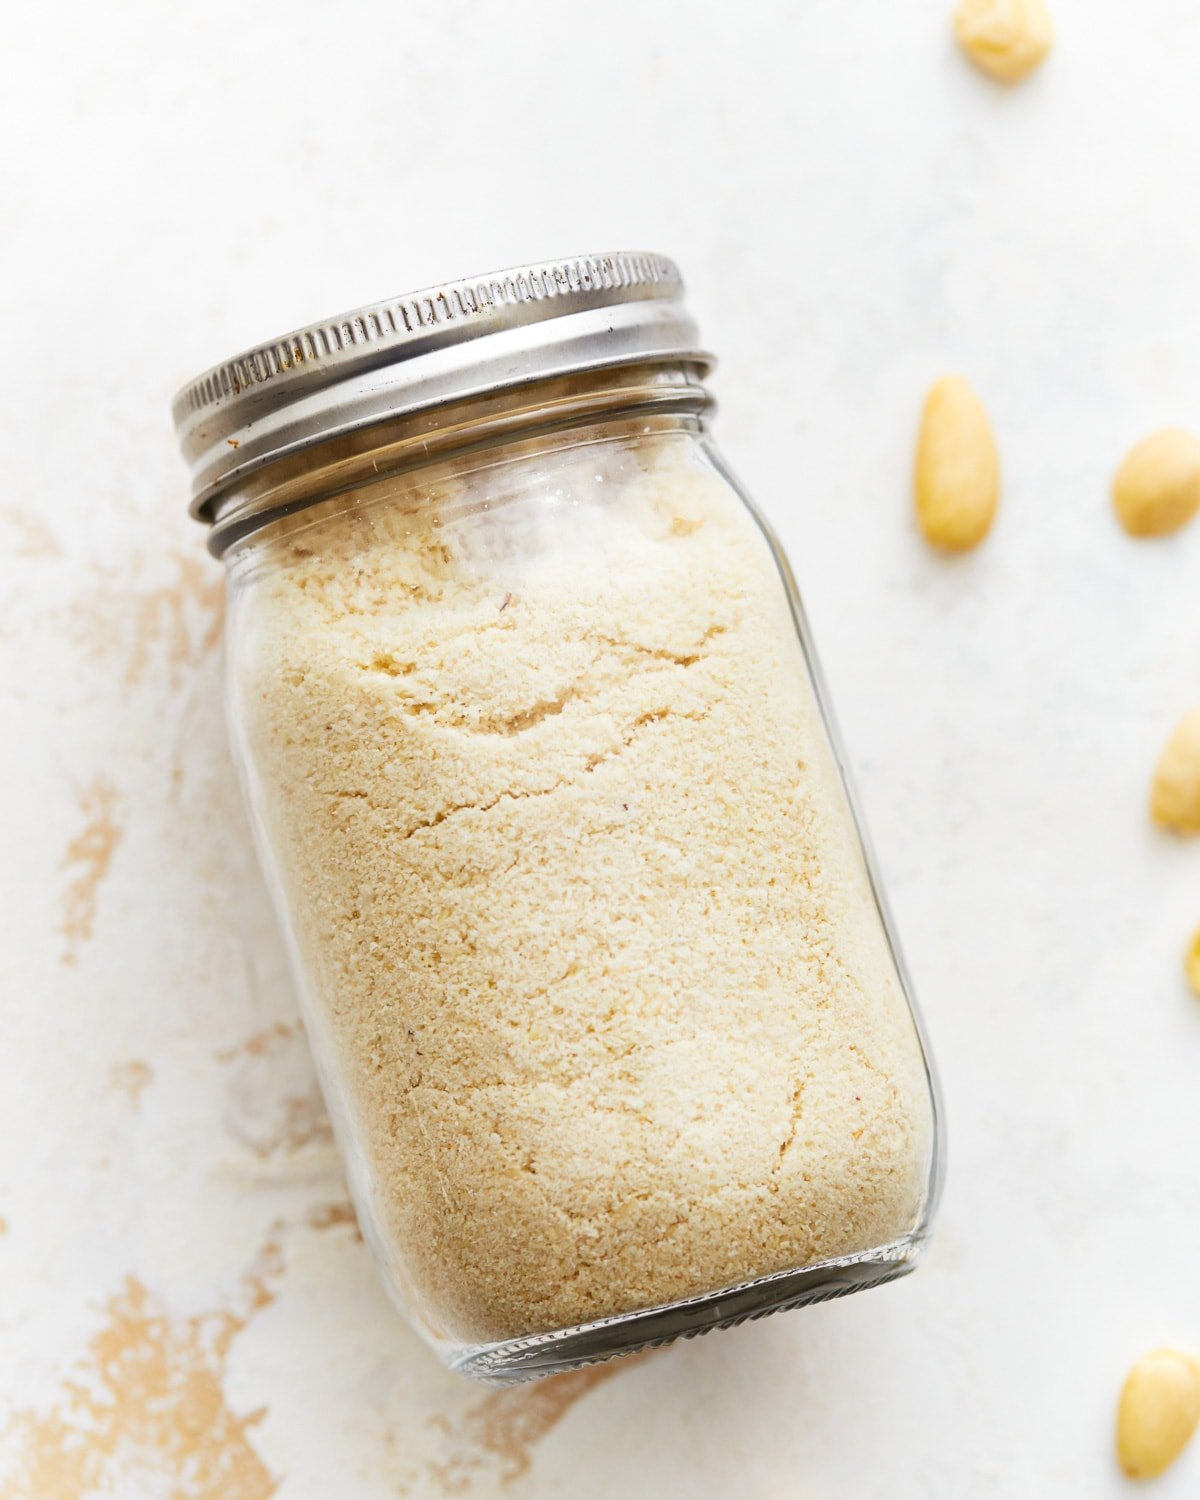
172 251 683 429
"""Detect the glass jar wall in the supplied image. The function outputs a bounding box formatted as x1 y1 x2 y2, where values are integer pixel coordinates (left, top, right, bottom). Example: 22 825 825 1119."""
175 257 941 1380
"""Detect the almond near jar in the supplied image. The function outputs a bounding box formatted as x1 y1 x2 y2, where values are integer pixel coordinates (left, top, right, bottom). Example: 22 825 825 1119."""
173 253 942 1381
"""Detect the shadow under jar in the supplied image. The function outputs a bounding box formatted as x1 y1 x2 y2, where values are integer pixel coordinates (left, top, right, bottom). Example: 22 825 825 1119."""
173 253 942 1381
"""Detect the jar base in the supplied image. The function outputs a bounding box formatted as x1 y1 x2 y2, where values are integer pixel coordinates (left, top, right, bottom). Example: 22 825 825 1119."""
445 1231 927 1384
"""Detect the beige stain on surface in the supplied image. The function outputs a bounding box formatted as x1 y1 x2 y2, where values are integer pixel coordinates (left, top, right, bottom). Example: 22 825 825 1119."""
308 1202 361 1239
215 1023 298 1064
109 1060 154 1108
430 1357 644 1490
60 778 123 966
0 1236 284 1500
217 1022 333 1161
125 555 224 689
0 505 61 559
264 1095 333 1159
68 553 223 691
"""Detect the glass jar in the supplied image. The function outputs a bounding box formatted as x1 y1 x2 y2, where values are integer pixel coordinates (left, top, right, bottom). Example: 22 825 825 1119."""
173 253 942 1381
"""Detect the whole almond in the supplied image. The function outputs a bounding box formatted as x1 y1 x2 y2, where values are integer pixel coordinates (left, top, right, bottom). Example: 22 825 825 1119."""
953 0 1054 84
1117 1348 1200 1479
1151 709 1200 834
914 376 1000 551
1113 428 1200 538
1185 928 1200 998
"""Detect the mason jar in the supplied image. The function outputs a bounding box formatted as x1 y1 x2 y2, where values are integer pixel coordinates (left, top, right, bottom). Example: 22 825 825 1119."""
173 253 942 1381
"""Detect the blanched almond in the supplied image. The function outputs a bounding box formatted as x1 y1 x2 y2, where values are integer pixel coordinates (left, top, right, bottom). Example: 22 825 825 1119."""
954 0 1054 84
1151 709 1200 834
1185 929 1200 999
914 376 999 551
1117 1347 1200 1479
1113 429 1200 538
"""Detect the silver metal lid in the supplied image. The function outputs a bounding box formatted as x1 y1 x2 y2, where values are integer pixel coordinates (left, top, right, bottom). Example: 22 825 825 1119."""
173 251 710 526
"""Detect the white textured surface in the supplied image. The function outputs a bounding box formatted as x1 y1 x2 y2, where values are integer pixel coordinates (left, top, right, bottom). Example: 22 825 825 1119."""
2 1 1200 1496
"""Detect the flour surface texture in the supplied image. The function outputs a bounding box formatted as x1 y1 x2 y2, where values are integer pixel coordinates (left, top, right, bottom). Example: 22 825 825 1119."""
231 433 933 1346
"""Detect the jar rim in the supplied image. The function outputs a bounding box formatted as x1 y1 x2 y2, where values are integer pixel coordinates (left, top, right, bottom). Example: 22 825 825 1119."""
171 251 712 532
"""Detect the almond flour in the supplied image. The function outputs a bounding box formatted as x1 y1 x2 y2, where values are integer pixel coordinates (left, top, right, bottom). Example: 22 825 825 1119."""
231 434 933 1346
